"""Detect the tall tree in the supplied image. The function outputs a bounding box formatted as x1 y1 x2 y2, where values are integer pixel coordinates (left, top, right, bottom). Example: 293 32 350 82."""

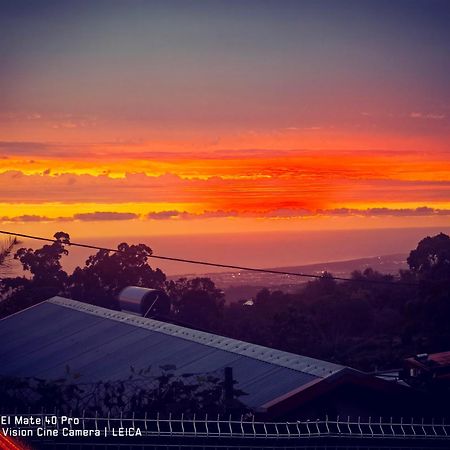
406 233 450 348
407 233 450 281
14 231 70 287
68 242 166 309
0 232 70 318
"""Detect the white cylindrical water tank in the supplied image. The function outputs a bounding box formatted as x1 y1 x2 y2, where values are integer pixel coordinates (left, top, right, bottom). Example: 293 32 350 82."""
118 286 170 318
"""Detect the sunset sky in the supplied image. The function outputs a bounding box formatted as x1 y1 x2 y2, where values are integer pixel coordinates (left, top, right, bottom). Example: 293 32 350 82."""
1 0 449 252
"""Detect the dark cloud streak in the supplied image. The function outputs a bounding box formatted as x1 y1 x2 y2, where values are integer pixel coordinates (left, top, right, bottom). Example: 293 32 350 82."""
3 206 450 224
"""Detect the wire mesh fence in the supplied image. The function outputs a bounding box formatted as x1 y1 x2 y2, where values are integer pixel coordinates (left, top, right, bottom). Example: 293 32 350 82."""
2 413 449 441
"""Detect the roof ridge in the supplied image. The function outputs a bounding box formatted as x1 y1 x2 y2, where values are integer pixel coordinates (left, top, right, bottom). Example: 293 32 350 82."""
47 296 345 378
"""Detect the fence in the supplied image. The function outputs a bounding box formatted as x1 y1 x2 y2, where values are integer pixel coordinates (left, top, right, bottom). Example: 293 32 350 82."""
2 413 449 441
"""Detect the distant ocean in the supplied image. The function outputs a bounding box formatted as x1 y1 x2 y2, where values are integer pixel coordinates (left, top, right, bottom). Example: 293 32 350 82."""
8 226 449 277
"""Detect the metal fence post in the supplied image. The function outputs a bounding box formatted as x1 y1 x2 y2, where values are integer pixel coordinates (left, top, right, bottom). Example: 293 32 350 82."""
432 417 437 436
400 416 405 437
296 420 301 437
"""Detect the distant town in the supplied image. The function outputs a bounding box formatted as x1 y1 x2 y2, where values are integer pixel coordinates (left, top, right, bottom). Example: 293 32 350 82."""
172 253 408 302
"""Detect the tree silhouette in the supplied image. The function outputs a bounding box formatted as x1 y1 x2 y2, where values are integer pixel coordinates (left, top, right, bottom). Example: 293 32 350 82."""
0 236 20 277
407 233 450 348
408 233 450 281
0 232 69 318
68 242 166 309
14 231 69 286
167 277 225 329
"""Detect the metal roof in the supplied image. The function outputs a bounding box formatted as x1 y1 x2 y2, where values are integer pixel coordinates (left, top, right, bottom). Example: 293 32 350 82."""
0 297 346 409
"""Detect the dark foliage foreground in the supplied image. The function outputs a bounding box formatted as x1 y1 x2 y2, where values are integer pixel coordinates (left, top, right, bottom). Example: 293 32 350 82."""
0 366 248 417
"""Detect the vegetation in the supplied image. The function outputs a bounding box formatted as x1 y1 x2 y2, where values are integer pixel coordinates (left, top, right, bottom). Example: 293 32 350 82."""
0 236 20 277
1 232 450 373
0 367 248 416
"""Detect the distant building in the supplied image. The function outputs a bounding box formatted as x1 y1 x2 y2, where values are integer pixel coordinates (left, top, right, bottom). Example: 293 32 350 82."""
402 351 450 390
0 296 445 419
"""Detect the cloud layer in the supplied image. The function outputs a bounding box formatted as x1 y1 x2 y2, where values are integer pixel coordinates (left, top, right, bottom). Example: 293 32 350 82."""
1 142 450 228
2 206 450 223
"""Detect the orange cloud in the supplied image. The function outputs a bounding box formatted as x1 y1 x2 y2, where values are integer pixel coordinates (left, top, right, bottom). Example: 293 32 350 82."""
1 138 449 233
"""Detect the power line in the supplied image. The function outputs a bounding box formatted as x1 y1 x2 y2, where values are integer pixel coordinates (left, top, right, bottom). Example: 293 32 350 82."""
0 230 416 286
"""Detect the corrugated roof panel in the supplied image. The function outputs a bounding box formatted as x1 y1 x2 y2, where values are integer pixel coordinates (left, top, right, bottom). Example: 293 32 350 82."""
0 302 80 356
71 328 179 379
212 358 316 407
2 315 133 377
0 306 103 364
237 366 315 407
46 297 344 376
0 297 346 409
174 348 243 374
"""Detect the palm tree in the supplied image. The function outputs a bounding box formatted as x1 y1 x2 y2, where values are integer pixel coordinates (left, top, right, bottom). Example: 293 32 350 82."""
0 237 20 277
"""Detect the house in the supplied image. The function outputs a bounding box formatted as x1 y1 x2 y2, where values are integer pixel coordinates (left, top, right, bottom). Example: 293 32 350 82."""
0 295 439 419
402 351 450 389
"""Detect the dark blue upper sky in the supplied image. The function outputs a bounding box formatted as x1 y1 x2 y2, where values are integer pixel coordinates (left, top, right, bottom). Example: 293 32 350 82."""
1 0 449 133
